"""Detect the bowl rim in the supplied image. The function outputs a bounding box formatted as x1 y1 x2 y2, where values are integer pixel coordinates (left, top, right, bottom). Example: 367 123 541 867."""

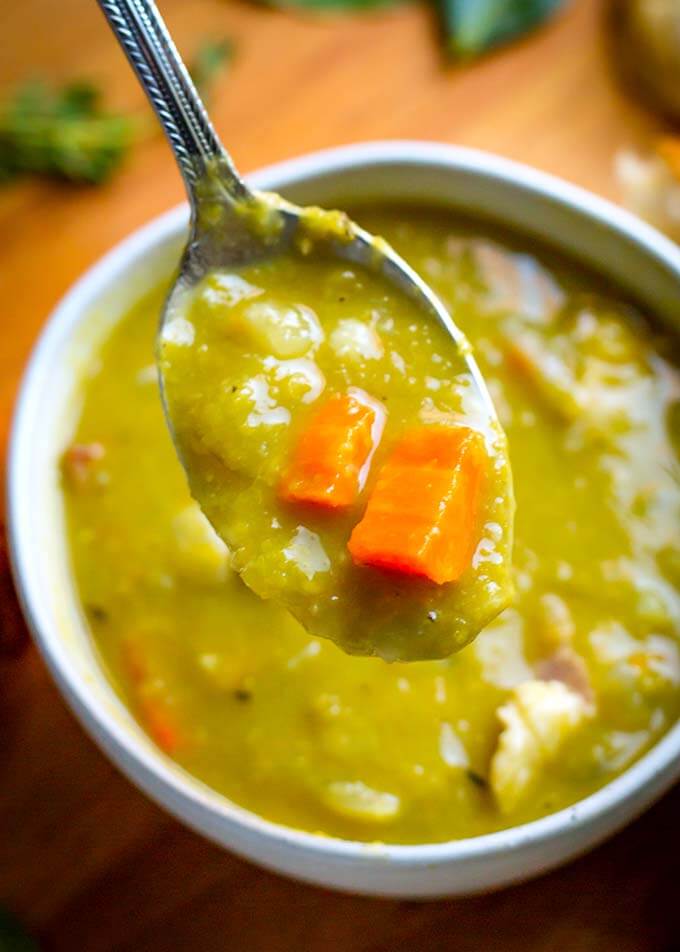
8 139 680 870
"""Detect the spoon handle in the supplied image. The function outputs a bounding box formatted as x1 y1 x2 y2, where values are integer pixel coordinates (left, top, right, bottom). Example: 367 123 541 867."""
96 0 249 202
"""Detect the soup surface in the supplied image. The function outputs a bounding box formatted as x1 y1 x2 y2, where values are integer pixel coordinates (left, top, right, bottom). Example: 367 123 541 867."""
62 206 680 844
160 241 513 662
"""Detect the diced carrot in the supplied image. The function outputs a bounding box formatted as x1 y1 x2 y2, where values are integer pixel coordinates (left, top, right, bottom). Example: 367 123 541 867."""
348 425 486 584
120 640 148 686
137 695 182 754
120 641 183 755
280 392 381 508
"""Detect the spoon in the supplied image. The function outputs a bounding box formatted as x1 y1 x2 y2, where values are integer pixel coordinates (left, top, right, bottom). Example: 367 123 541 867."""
96 0 497 424
95 0 515 662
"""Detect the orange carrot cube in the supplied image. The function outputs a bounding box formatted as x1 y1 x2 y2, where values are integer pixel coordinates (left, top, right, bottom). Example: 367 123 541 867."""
348 425 486 584
280 392 380 509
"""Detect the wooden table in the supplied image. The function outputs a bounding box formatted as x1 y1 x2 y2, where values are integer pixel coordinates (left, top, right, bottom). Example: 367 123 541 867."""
1 1 678 948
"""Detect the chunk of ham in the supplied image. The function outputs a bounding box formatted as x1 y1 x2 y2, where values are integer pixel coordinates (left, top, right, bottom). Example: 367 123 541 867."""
536 647 594 705
61 442 106 487
490 679 593 813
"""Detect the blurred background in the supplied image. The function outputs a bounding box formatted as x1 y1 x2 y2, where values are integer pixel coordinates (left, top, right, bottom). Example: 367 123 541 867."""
1 0 679 949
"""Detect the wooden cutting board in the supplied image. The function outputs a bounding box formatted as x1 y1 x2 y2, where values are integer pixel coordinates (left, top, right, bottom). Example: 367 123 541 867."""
1 0 678 948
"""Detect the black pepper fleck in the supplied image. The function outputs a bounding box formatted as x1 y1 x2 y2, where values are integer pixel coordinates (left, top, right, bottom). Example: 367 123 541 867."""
466 770 488 789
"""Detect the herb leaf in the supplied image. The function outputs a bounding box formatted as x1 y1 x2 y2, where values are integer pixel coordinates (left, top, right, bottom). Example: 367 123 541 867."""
189 38 235 97
437 0 565 57
0 80 135 185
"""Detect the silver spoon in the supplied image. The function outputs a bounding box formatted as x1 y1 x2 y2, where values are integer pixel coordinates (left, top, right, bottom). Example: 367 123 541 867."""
96 0 497 424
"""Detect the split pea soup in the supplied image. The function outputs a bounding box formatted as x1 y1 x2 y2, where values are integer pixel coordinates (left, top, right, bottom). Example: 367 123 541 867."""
62 205 680 845
160 240 514 662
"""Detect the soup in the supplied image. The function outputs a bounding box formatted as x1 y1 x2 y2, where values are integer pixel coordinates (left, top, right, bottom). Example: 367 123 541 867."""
62 206 680 844
160 236 514 662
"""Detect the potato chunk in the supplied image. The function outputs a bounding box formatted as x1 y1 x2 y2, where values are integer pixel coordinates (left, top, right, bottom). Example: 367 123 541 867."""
323 780 401 823
199 272 263 309
242 301 324 358
329 318 383 362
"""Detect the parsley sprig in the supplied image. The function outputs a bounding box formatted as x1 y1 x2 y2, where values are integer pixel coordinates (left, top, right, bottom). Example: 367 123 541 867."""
0 37 233 186
0 81 134 185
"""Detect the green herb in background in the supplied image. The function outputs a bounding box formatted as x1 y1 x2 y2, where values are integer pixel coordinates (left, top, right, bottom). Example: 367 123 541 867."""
0 907 39 952
0 36 232 187
0 0 563 190
0 80 135 185
438 0 564 57
254 0 565 55
189 38 235 98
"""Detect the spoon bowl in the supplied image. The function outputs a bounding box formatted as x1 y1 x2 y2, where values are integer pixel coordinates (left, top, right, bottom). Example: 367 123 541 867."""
97 0 512 661
97 0 497 426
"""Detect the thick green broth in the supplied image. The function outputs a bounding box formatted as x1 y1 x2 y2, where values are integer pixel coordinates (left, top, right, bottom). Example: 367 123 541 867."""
160 244 514 661
62 206 680 844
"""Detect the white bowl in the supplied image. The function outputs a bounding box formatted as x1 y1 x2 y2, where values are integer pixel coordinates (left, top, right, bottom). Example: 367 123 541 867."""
8 142 680 898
